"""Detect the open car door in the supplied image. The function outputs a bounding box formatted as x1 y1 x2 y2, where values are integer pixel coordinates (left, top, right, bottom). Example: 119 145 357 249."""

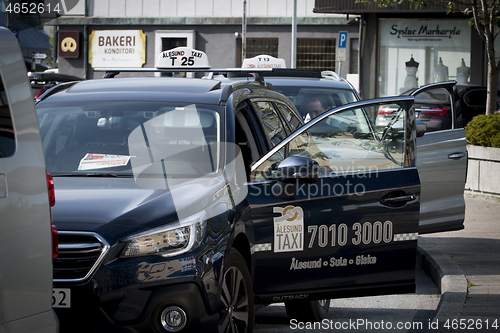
247 97 420 303
408 82 467 234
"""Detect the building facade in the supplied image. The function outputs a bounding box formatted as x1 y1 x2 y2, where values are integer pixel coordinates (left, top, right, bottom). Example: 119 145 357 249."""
314 0 490 99
53 0 360 81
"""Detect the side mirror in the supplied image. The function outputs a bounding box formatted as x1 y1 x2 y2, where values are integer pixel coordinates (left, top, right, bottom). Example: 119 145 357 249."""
272 156 320 199
277 156 319 184
416 119 427 137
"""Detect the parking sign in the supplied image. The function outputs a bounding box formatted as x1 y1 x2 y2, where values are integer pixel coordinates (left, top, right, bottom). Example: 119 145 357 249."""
338 31 348 49
337 31 348 62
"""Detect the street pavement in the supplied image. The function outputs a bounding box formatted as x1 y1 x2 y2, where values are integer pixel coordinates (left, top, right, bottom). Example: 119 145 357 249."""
423 193 500 332
254 263 440 332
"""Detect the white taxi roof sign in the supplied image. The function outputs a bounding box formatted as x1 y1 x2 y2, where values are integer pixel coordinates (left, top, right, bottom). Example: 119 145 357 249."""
156 47 211 69
242 55 286 69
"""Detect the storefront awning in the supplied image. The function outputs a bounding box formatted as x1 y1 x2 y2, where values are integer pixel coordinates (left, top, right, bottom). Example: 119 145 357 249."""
313 0 468 14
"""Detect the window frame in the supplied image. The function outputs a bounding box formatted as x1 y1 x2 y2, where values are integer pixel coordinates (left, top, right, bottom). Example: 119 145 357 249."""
0 73 16 158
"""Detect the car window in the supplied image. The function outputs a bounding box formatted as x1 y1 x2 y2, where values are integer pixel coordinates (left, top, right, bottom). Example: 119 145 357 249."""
272 85 358 120
251 100 287 148
37 101 223 178
0 75 15 158
251 101 407 182
408 87 452 132
463 89 487 107
275 102 301 133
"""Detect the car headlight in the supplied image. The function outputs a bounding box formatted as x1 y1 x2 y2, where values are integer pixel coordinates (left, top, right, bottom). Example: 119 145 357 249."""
120 210 206 258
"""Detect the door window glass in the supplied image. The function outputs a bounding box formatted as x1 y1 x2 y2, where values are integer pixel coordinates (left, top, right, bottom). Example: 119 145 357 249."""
251 101 408 182
413 87 452 132
0 75 15 158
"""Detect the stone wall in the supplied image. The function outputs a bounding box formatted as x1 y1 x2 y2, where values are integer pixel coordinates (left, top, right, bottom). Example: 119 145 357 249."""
465 145 500 195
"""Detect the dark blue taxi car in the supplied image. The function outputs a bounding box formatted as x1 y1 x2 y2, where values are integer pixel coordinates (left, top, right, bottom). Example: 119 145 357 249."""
37 48 422 333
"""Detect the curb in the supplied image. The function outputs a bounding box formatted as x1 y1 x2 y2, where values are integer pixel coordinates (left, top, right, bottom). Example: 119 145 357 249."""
417 237 468 331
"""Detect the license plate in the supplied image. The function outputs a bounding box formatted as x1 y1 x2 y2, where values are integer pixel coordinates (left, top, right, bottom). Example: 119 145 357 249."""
52 288 71 308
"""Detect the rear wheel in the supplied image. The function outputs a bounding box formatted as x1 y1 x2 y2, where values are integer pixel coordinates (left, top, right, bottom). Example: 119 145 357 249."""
218 249 254 333
285 299 330 322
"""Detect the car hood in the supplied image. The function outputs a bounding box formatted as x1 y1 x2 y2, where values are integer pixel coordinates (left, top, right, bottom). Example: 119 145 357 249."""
52 176 228 240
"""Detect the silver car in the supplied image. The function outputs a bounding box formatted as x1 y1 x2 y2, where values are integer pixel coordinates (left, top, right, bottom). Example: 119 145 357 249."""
0 27 59 333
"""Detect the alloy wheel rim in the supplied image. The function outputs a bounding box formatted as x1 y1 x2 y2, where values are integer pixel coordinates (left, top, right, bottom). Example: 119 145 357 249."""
218 266 249 333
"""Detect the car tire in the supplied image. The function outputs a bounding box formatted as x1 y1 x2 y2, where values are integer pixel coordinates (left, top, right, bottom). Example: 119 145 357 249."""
285 299 330 322
218 249 254 333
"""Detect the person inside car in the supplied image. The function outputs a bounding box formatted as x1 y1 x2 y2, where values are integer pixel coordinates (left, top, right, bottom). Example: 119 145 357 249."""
304 94 334 122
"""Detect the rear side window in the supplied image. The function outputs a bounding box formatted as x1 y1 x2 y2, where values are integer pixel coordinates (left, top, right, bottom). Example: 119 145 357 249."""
276 103 302 133
463 90 487 107
252 101 287 148
0 75 15 158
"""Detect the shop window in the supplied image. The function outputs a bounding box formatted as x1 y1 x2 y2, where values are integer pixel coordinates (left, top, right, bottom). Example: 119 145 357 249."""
378 19 471 97
161 38 187 51
154 31 195 77
297 38 336 71
350 38 359 74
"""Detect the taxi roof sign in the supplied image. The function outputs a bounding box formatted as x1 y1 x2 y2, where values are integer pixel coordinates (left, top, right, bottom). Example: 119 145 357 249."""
242 55 286 69
156 47 210 69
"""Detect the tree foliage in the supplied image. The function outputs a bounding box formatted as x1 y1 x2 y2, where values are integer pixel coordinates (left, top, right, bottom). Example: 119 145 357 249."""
466 113 500 147
357 0 500 116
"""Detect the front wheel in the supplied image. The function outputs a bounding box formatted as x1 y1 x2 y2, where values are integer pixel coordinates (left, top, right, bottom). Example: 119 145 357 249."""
218 250 254 333
285 299 330 322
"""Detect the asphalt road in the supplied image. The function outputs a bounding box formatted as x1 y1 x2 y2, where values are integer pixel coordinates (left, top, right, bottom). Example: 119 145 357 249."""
254 264 440 333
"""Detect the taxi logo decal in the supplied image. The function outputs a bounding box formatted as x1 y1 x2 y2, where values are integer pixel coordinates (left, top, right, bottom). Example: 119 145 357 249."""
273 205 304 253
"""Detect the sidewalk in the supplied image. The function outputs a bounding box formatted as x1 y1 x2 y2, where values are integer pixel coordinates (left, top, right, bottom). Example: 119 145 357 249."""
422 193 500 332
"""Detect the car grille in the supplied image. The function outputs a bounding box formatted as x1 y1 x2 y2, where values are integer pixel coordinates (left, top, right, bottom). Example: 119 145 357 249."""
54 231 110 283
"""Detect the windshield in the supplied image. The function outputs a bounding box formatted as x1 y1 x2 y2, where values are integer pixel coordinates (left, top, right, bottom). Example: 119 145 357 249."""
270 85 358 121
37 101 223 178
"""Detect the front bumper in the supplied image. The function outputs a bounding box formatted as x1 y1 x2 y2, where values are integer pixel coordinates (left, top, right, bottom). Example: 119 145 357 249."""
55 283 218 333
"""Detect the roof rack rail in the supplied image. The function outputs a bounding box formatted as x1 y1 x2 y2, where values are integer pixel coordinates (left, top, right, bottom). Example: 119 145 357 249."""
93 67 340 81
321 71 342 80
34 81 80 104
94 67 272 78
94 68 269 85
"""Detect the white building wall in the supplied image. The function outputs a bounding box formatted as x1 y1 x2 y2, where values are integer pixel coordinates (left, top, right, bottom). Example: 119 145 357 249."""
90 0 340 18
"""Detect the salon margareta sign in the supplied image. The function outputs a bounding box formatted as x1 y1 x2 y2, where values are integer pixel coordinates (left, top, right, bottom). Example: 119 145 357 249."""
89 30 146 68
380 19 470 48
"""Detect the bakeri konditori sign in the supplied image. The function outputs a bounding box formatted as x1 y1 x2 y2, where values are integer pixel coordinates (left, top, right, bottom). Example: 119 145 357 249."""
89 30 146 68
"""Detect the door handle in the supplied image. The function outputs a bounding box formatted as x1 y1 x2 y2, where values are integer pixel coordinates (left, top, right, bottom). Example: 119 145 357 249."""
448 152 466 159
380 194 416 206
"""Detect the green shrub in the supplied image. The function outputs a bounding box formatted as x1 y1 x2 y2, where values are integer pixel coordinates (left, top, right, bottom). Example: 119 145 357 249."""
465 113 500 148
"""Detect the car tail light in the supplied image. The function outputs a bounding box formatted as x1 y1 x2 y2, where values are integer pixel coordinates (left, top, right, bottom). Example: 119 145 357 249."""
34 87 44 99
420 107 450 116
378 106 394 115
52 225 59 261
46 172 55 207
46 171 58 260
